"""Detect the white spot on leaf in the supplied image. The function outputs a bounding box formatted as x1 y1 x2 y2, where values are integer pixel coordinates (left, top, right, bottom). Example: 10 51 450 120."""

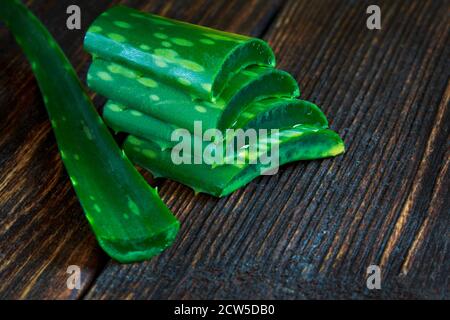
97 71 112 81
137 77 158 88
113 21 131 29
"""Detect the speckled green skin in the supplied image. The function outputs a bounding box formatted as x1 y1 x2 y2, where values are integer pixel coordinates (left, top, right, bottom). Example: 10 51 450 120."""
84 5 276 101
103 100 180 150
0 0 179 263
84 5 345 197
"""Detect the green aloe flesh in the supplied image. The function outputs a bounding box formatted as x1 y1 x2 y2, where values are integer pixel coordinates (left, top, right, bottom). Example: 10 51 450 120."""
0 0 179 263
84 5 276 101
84 5 345 197
239 99 329 131
216 66 300 130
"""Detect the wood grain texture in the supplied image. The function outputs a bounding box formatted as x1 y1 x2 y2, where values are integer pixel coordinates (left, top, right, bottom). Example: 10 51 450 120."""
0 0 448 299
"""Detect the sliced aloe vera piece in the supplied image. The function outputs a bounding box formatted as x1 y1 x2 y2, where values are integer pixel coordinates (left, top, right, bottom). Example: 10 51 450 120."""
88 59 298 133
0 0 179 263
88 58 220 132
102 97 329 160
84 5 276 101
123 128 345 197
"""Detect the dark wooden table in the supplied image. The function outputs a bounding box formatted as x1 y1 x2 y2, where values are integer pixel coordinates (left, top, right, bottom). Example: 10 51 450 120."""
0 0 448 299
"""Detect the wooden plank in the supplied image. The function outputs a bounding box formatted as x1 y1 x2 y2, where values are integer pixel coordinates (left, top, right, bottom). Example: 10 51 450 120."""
84 0 449 299
0 0 285 299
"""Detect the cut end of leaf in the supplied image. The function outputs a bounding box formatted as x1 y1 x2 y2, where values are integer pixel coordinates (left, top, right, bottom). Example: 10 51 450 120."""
212 38 276 100
98 220 180 263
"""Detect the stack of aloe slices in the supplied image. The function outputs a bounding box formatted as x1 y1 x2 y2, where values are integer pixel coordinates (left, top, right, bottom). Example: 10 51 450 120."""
85 5 345 197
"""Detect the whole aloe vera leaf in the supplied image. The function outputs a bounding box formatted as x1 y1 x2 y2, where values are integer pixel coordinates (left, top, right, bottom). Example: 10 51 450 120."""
123 128 345 197
0 0 179 263
84 5 276 101
87 59 299 133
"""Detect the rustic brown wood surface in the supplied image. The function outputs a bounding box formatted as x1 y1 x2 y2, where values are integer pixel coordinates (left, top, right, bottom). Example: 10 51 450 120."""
0 0 448 299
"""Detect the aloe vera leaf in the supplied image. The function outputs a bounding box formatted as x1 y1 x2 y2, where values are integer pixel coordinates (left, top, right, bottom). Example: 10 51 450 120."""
104 98 329 157
87 59 298 133
123 128 345 197
0 0 179 263
84 5 276 101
